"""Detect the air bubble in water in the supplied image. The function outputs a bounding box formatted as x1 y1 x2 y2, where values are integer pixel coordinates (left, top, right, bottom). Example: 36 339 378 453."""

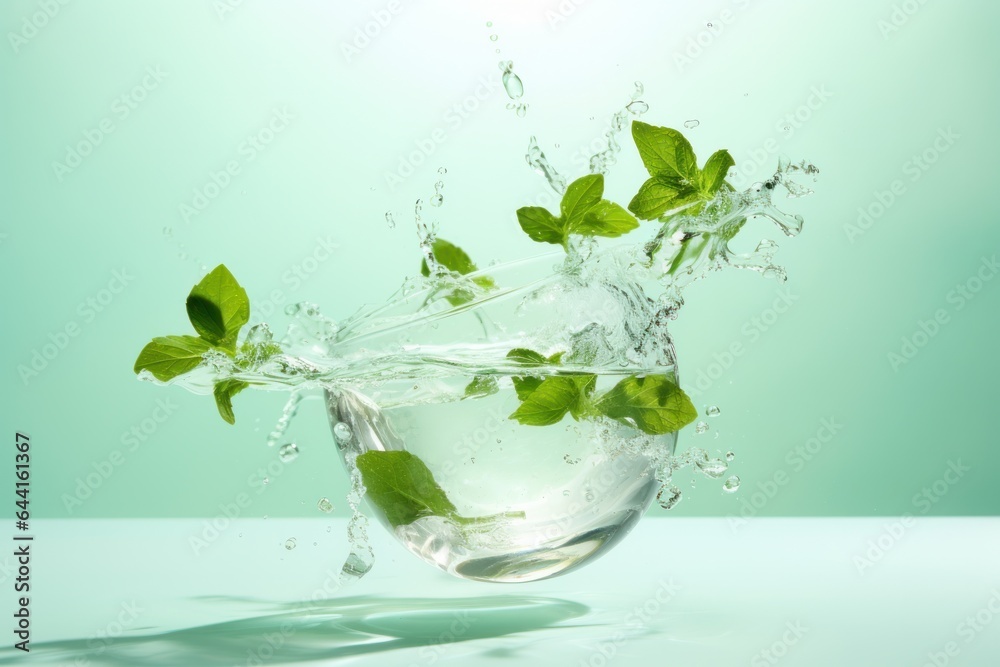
695 421 709 434
317 497 334 513
706 405 721 417
333 422 353 445
723 476 741 493
657 484 682 510
278 443 299 462
285 538 296 550
626 101 649 115
684 119 700 129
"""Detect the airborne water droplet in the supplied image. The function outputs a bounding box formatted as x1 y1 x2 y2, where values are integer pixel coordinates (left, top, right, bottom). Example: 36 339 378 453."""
285 538 296 550
706 405 722 417
726 451 735 462
278 443 299 462
385 212 395 228
626 100 649 115
499 61 524 100
657 484 682 510
684 119 700 129
723 475 741 493
695 421 709 434
490 34 498 42
317 497 334 513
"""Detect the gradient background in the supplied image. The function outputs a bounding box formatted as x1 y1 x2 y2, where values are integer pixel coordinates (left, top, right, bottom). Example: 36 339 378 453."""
2 0 997 522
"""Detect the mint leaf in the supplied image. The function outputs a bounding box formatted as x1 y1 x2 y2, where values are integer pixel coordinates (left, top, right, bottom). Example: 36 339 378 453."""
356 450 458 528
464 375 499 399
560 173 604 228
507 348 547 366
213 379 248 425
700 149 735 196
134 335 214 382
507 348 552 400
631 121 699 184
517 174 638 249
509 376 583 426
516 206 564 245
595 375 697 435
186 264 249 350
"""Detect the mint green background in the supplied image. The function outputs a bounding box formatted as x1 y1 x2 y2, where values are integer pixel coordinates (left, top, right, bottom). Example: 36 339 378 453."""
2 0 997 519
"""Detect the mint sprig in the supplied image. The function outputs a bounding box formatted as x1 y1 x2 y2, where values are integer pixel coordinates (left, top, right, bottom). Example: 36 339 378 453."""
420 237 497 306
134 264 256 424
628 121 734 220
516 174 638 249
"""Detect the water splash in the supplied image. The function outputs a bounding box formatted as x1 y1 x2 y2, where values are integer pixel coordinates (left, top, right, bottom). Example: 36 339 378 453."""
526 136 568 194
588 81 646 174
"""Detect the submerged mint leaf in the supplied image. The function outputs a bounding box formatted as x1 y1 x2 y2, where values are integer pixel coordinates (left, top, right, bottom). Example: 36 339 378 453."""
186 264 249 350
464 375 499 399
509 376 583 426
507 348 547 366
595 375 697 435
213 379 248 425
134 335 215 382
700 149 735 196
355 450 459 528
420 238 497 306
632 121 699 184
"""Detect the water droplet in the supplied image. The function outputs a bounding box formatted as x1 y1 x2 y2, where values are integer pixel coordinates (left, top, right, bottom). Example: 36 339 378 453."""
707 22 713 27
632 81 644 98
584 491 595 502
162 226 172 237
626 100 649 115
706 405 722 417
262 477 270 485
317 497 334 513
326 525 332 533
723 476 741 493
490 34 498 41
437 166 447 175
563 489 570 496
696 457 728 479
341 550 374 579
516 103 528 117
285 538 296 550
247 323 273 345
684 119 700 129
499 61 523 99
486 21 493 27
278 443 299 462
725 451 735 462
563 454 581 464
333 422 353 445
657 484 682 510
695 421 709 434
430 195 443 206
385 212 395 228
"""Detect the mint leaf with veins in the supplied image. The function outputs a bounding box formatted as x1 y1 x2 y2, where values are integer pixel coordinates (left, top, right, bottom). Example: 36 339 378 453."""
186 264 249 351
517 174 638 249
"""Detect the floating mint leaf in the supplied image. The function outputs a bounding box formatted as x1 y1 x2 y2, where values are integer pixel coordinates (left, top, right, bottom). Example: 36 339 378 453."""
509 376 583 426
186 264 249 350
420 238 496 306
700 149 735 196
595 375 697 435
517 174 638 249
506 348 547 366
133 335 214 382
464 375 499 399
355 449 463 529
213 379 248 425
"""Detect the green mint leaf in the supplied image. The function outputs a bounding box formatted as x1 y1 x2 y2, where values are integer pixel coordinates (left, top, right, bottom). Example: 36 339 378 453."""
512 376 544 400
213 379 248 425
628 177 701 220
509 376 583 426
186 264 249 350
507 348 547 366
464 375 499 399
566 375 597 419
700 149 735 196
576 200 640 237
420 238 497 307
595 375 697 435
134 335 214 381
560 173 604 228
516 206 564 245
631 121 699 184
355 450 459 528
